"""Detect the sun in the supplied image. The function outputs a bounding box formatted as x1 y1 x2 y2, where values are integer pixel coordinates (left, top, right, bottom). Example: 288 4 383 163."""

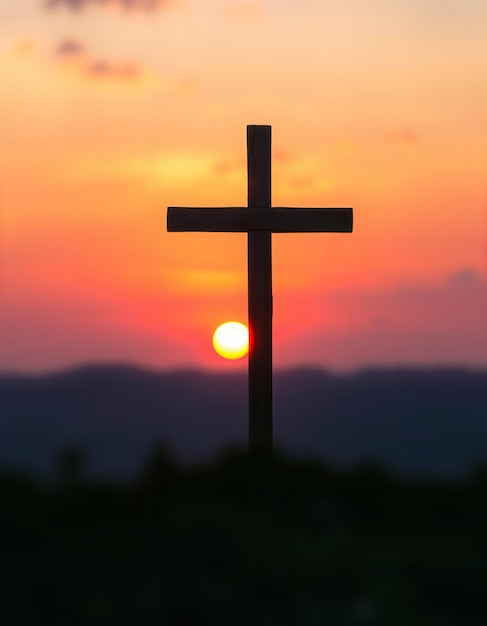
212 321 249 360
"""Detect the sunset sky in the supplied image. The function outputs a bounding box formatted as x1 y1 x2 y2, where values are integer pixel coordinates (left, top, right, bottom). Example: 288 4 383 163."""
1 0 486 373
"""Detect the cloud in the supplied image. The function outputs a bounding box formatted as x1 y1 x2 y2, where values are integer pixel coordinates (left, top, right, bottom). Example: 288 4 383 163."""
277 270 487 370
213 159 242 176
9 39 39 59
54 39 144 82
448 268 482 286
85 59 141 80
328 270 486 333
55 39 85 57
273 148 291 163
45 0 176 10
384 129 420 144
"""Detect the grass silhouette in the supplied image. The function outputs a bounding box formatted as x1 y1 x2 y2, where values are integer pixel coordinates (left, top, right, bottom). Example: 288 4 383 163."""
2 445 487 624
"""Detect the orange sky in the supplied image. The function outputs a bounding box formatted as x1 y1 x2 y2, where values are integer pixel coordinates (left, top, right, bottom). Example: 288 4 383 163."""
1 0 486 372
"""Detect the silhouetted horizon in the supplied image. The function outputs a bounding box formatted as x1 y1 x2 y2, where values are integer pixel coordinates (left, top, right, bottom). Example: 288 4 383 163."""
2 363 486 481
2 360 486 379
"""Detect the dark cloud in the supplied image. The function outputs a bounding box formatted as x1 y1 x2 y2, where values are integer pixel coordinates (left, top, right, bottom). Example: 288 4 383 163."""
53 40 142 81
278 273 487 369
449 268 481 286
85 59 141 79
55 39 85 56
45 0 174 11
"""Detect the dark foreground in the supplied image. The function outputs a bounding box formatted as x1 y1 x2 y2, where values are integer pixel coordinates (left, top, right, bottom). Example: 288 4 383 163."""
2 447 487 625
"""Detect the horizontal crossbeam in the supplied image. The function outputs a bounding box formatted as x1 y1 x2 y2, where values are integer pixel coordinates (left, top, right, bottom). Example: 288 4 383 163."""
167 207 353 233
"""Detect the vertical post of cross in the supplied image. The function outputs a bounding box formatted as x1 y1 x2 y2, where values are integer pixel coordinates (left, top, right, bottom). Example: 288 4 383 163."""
247 125 273 457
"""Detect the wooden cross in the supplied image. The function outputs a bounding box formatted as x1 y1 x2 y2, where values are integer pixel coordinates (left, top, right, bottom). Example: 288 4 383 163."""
167 125 353 457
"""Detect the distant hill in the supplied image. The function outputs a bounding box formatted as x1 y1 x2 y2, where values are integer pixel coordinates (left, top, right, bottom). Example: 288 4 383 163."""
1 365 486 479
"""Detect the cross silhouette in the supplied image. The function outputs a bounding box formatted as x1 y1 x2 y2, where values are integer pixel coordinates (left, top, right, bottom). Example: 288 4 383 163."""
167 125 353 456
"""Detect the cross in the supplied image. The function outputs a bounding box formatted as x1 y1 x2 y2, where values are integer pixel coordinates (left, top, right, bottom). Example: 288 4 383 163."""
167 125 353 457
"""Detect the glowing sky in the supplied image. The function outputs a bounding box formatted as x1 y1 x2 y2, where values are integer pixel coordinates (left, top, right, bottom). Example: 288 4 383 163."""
1 0 486 372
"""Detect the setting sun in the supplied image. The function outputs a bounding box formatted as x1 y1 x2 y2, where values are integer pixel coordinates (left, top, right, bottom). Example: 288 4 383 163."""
212 321 249 360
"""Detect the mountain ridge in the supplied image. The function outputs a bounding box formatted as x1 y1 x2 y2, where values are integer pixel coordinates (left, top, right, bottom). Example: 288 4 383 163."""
1 364 486 479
